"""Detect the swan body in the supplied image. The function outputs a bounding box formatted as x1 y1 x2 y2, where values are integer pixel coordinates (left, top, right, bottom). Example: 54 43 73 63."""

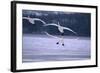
43 22 77 46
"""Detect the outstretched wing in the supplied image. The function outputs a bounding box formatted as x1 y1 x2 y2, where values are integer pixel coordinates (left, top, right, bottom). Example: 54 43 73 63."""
23 17 35 24
43 23 58 27
23 17 46 25
32 18 46 25
44 32 59 39
62 26 77 35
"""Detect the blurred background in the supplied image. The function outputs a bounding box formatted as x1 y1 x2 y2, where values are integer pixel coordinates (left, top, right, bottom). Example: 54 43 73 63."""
23 10 91 37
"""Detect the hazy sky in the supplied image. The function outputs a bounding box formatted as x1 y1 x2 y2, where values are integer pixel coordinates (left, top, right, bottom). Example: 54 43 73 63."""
22 10 91 37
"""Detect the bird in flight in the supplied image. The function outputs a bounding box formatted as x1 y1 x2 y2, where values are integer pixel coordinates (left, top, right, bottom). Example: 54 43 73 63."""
23 16 77 46
44 22 77 46
23 16 46 25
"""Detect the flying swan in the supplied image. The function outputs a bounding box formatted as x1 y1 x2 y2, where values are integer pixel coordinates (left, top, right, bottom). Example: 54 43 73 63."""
23 16 46 25
43 22 77 46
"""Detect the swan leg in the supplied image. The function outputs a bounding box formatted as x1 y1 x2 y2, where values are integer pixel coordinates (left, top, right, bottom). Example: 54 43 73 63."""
61 33 64 46
56 33 64 46
62 43 64 46
56 37 64 46
56 42 59 44
61 37 64 46
56 38 60 45
56 37 61 45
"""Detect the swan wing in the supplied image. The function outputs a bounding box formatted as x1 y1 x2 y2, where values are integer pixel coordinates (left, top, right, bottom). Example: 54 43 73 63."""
32 18 46 25
43 23 58 27
23 17 35 24
44 32 59 39
62 26 77 35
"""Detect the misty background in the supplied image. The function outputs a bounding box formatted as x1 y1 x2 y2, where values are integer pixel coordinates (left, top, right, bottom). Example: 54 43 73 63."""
22 10 91 37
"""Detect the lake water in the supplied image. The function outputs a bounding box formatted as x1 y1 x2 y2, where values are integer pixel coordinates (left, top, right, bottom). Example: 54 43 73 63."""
22 35 91 63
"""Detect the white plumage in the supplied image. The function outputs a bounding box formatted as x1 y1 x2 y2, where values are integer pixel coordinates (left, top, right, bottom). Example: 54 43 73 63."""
43 22 77 35
23 17 77 46
43 22 77 46
23 17 46 25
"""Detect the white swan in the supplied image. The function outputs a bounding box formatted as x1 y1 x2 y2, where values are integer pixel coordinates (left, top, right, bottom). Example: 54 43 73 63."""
43 22 77 46
44 22 77 35
23 17 46 25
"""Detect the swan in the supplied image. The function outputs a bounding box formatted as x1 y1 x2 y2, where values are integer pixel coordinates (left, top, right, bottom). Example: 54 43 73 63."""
43 22 77 46
23 16 46 25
